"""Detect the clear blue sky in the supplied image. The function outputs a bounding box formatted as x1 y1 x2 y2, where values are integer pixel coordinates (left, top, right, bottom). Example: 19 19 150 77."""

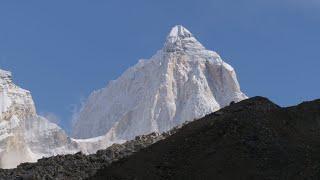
0 0 319 132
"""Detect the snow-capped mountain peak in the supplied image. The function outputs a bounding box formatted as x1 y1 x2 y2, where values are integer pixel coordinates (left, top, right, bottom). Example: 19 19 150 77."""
0 70 36 121
164 25 205 52
0 69 101 168
168 25 192 38
72 25 247 139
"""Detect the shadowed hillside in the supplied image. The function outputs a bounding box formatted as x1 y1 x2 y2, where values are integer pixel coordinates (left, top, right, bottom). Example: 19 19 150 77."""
1 97 320 180
91 97 320 180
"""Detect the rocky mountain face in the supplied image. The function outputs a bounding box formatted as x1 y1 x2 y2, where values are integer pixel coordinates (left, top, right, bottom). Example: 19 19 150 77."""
72 25 247 140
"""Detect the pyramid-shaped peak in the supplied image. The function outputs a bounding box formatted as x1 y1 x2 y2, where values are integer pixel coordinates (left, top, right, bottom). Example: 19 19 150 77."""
164 25 204 52
168 25 193 38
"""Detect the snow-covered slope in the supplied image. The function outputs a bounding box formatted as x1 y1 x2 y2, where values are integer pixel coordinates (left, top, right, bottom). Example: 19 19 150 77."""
0 70 80 168
0 68 127 168
72 25 247 140
0 70 36 121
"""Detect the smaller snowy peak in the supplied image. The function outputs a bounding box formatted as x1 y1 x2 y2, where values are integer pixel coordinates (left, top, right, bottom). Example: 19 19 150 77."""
0 69 36 121
0 68 115 168
164 25 205 52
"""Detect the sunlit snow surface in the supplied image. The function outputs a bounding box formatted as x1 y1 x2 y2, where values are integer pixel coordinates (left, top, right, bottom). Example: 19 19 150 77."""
73 25 247 140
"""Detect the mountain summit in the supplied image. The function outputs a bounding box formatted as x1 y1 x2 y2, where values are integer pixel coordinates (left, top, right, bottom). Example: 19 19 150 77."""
168 25 192 37
0 69 36 121
72 25 247 139
164 25 205 52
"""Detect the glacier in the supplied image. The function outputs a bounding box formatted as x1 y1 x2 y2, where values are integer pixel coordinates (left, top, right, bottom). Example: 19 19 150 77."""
72 25 247 140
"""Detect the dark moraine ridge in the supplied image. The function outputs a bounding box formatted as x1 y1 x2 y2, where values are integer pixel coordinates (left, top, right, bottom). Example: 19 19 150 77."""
1 97 320 180
0 129 180 180
91 97 320 180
